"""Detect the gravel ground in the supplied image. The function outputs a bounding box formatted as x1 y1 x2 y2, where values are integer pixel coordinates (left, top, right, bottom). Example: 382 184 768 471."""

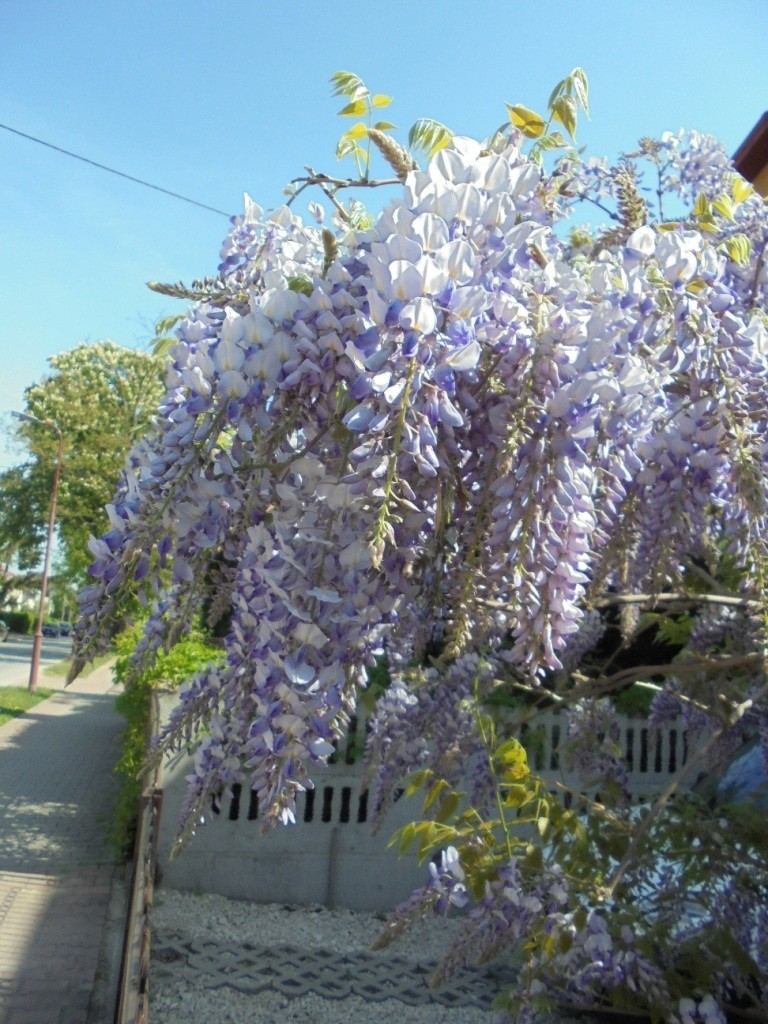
149 889 507 1024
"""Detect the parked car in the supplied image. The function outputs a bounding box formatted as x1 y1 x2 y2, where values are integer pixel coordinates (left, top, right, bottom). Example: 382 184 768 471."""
0 620 8 642
58 622 73 637
42 622 60 637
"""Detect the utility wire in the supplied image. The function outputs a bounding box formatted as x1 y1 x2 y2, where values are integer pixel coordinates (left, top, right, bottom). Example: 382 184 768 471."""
0 121 231 218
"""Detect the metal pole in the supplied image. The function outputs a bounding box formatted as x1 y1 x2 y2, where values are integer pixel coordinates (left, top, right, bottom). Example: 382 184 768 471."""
13 414 63 694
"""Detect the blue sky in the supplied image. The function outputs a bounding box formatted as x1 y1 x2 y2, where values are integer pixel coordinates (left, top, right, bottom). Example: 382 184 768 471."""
1 0 767 469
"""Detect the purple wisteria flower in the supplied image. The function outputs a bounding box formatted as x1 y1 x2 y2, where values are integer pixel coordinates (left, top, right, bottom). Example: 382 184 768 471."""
69 113 768 1020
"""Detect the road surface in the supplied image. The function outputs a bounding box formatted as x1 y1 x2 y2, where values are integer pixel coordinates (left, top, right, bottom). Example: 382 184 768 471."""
0 633 73 687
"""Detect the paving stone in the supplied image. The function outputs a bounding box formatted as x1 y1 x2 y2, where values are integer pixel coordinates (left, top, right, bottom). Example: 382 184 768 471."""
151 937 513 1009
0 667 123 1024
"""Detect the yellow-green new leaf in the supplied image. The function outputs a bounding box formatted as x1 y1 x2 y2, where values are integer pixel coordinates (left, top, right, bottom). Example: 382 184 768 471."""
352 142 369 166
413 821 460 862
371 93 392 109
569 67 589 115
345 121 369 140
536 131 569 152
723 233 751 266
712 193 736 222
504 783 531 808
390 822 416 854
732 176 754 204
339 98 368 118
403 768 432 798
409 117 454 157
423 777 449 812
335 136 356 160
374 120 397 131
436 792 460 824
330 71 367 98
551 95 578 140
506 104 546 139
151 336 177 358
697 216 719 234
155 312 186 335
494 737 529 772
547 79 567 109
693 192 710 218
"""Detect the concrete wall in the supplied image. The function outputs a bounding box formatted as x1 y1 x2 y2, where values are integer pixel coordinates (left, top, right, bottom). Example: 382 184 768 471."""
156 701 696 913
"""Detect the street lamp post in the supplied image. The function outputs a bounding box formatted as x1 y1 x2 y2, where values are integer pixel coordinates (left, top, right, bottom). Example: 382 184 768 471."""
12 413 64 693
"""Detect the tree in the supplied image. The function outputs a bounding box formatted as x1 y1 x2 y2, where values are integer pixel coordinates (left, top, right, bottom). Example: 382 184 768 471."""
0 341 165 584
72 72 768 1023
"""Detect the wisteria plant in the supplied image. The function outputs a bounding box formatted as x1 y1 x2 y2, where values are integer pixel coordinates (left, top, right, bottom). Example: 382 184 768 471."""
71 70 768 1022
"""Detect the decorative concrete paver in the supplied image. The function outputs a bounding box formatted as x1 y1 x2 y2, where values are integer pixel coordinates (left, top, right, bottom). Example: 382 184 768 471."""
152 937 513 1009
0 667 124 1024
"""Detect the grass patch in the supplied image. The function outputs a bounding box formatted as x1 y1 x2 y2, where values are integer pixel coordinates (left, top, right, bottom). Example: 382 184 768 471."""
43 653 114 679
0 687 54 728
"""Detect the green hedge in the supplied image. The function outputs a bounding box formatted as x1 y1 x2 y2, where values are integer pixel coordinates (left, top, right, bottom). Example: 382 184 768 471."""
111 626 223 857
0 611 32 634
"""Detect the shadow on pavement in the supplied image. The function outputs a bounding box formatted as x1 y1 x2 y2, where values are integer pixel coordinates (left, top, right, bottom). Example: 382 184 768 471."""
0 685 126 1023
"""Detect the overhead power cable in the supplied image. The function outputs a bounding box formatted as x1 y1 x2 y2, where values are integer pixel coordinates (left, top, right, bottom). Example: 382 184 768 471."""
0 121 231 218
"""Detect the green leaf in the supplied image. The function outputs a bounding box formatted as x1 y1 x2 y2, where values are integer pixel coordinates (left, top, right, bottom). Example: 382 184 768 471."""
338 98 368 118
373 120 397 131
389 821 416 854
423 777 449 811
408 117 454 157
524 842 543 869
403 768 432 798
435 792 460 824
656 612 694 646
506 104 546 138
329 70 367 98
371 93 392 109
412 821 460 862
288 275 313 296
551 95 578 139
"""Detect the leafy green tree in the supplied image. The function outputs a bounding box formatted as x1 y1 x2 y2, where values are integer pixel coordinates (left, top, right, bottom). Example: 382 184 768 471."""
0 341 164 584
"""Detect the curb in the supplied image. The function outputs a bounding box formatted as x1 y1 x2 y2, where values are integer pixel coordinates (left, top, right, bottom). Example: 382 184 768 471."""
87 864 131 1024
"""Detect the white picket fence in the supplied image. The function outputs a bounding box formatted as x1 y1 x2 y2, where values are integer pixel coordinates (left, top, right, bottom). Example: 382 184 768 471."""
156 702 699 912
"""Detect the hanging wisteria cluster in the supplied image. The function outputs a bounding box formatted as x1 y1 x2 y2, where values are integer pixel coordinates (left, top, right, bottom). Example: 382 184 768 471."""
72 92 768 1020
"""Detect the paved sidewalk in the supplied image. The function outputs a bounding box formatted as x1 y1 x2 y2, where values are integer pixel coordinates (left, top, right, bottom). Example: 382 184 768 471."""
0 663 125 1024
